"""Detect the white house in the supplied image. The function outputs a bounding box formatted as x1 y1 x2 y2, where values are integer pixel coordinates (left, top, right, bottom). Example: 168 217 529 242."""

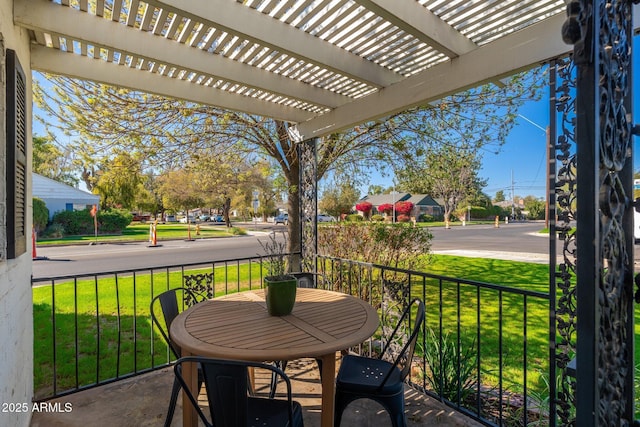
32 173 99 220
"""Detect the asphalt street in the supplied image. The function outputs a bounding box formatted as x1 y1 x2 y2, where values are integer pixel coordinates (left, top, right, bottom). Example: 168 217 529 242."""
33 221 634 279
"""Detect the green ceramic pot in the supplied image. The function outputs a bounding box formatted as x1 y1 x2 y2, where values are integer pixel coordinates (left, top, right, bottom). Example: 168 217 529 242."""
264 275 297 316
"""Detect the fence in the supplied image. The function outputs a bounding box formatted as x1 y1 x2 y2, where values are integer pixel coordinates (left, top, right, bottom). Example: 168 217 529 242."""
32 253 551 426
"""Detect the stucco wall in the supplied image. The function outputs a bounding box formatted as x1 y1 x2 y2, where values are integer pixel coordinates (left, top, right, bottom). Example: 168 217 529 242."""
0 1 34 426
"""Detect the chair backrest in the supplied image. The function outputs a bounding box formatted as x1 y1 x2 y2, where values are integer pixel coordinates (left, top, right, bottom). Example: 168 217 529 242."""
379 298 425 383
150 287 199 358
291 271 317 289
174 357 295 427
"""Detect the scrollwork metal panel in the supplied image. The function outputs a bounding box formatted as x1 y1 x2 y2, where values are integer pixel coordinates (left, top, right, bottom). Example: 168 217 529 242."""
560 1 635 425
298 138 318 273
552 56 578 427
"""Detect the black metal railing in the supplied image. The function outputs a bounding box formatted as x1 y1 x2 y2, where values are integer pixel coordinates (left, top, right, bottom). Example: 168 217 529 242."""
316 255 551 427
32 253 551 426
31 254 270 401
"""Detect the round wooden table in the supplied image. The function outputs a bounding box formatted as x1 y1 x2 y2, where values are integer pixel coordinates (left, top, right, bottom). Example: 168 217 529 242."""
170 287 380 427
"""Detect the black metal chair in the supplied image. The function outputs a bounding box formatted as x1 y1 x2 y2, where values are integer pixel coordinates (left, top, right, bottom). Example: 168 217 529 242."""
334 297 425 427
173 356 305 427
150 287 204 427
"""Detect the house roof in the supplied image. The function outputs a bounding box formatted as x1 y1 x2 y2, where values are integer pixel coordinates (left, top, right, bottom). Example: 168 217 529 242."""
32 173 100 203
361 193 441 207
361 193 410 206
16 1 631 141
404 194 440 207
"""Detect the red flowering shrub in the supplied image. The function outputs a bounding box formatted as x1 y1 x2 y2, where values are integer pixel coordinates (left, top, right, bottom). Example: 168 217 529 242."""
377 203 393 214
355 201 373 219
394 201 414 215
397 214 410 222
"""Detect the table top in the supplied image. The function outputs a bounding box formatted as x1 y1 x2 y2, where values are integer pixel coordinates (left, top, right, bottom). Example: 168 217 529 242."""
170 288 380 361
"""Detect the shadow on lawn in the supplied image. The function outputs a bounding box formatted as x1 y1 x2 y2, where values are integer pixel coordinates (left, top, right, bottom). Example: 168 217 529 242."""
33 303 172 400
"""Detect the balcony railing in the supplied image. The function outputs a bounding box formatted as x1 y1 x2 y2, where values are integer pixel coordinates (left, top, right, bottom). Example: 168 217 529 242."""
32 253 551 427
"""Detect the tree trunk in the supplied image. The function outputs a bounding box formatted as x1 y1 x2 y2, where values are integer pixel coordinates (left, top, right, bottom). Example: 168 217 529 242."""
223 197 231 227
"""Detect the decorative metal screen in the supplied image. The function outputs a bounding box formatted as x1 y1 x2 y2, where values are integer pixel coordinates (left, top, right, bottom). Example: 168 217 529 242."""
559 1 636 425
551 56 578 426
298 138 318 273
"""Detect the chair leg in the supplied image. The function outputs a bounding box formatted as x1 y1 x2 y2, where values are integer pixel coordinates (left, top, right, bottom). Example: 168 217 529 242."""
390 406 407 427
164 377 181 427
315 358 323 380
269 360 288 398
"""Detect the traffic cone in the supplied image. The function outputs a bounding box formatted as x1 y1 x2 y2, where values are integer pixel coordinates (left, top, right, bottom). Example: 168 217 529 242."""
147 222 162 247
32 227 47 260
32 227 37 259
186 222 194 241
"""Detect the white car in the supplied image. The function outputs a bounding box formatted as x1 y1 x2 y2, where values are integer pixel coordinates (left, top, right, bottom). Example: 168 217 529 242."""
179 216 197 224
317 214 336 222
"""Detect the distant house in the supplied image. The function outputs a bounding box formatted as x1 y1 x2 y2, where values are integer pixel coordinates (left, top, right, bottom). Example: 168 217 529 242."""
33 173 100 220
357 193 443 219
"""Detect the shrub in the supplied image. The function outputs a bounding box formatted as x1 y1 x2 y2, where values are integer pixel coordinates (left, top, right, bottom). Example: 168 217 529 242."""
394 201 414 215
52 209 94 235
318 222 432 271
418 214 436 222
33 198 49 234
377 203 393 214
345 214 363 222
397 214 410 222
231 227 247 235
355 201 373 219
371 214 384 222
469 207 490 219
42 223 64 239
98 209 132 233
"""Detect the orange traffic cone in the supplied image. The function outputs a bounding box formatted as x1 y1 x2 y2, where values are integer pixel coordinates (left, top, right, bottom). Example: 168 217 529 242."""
32 227 37 259
148 222 162 247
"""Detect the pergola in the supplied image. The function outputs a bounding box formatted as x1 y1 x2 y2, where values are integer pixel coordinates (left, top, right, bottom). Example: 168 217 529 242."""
11 0 640 425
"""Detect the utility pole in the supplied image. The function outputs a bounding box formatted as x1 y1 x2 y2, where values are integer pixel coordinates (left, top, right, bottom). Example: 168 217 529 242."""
511 170 515 220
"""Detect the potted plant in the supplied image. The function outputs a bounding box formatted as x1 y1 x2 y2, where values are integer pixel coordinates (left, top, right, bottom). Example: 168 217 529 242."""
259 233 297 316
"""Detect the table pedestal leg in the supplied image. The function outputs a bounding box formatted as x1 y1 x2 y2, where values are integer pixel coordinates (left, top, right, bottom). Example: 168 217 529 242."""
248 366 256 395
320 352 336 427
182 352 199 427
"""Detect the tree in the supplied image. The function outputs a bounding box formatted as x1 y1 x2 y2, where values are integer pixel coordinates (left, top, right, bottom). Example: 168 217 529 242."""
319 182 360 219
33 198 49 233
32 135 79 187
158 168 205 215
523 195 545 220
34 70 543 254
398 144 486 224
93 151 144 210
494 190 506 203
366 184 386 196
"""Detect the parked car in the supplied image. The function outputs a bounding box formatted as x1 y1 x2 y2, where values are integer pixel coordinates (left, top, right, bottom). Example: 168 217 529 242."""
199 214 210 222
164 214 177 222
179 215 197 224
212 214 224 223
317 213 336 222
275 213 288 225
131 212 151 222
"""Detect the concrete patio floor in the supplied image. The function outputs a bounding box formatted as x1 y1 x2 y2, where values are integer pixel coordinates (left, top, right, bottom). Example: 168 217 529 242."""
31 358 483 427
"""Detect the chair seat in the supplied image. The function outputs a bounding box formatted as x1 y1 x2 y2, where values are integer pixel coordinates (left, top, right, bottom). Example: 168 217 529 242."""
336 354 403 395
248 397 304 427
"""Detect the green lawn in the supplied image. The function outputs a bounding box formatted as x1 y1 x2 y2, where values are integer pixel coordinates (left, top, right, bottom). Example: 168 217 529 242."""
36 222 245 245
